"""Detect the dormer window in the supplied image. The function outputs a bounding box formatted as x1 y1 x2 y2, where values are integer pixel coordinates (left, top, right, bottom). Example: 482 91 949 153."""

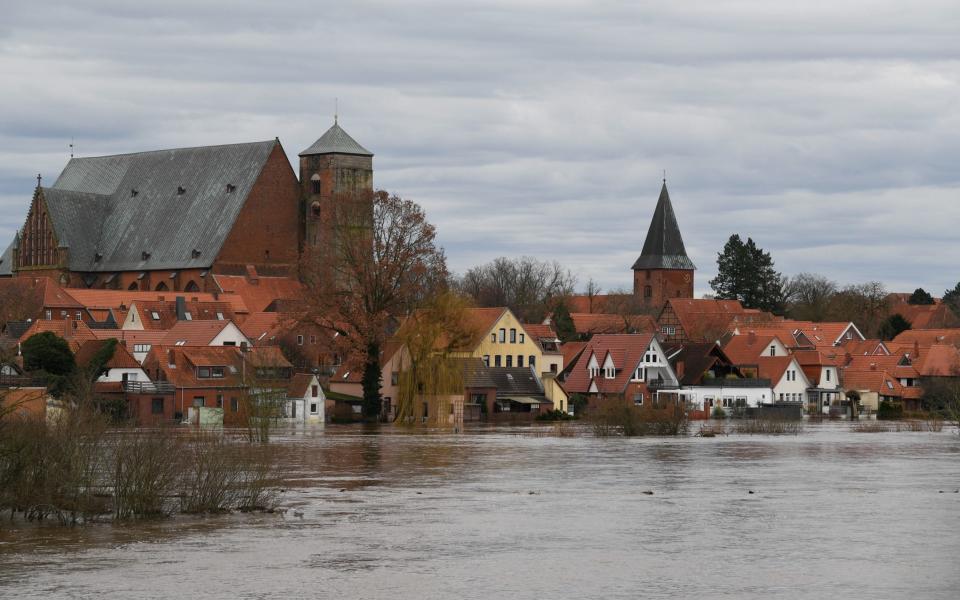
588 366 599 378
604 366 615 379
225 184 236 193
141 251 151 260
191 249 201 259
130 189 138 197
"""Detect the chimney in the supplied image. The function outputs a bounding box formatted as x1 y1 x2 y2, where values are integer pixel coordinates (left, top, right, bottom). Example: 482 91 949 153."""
175 296 187 321
245 264 259 285
747 331 756 344
913 341 920 358
870 362 877 371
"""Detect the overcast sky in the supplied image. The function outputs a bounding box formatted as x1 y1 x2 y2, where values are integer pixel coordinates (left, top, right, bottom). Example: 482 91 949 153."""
1 1 958 296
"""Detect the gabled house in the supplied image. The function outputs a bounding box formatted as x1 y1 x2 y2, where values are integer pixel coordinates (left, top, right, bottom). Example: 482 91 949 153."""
285 373 325 424
723 333 790 363
756 356 812 405
122 298 237 330
657 298 775 344
486 366 556 418
450 307 544 373
564 333 679 409
666 342 772 413
521 323 565 374
74 339 149 386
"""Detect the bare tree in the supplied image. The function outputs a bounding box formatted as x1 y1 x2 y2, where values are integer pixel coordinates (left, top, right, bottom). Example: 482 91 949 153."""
783 273 837 322
457 256 576 322
299 189 448 420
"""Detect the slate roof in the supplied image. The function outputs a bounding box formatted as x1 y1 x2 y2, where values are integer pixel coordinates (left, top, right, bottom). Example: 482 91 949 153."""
299 122 373 157
45 139 278 272
487 367 544 397
457 357 497 389
632 182 695 271
0 238 15 276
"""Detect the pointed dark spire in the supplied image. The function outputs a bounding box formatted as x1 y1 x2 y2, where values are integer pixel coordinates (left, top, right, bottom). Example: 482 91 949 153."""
631 182 696 271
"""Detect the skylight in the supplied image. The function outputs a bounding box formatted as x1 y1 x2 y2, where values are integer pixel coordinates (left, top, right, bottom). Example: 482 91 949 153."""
151 311 160 320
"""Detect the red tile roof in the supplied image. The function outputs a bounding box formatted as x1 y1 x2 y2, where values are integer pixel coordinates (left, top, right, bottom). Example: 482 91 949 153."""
722 334 782 364
90 329 169 348
564 333 655 395
130 300 237 330
74 339 142 370
839 338 890 356
570 313 657 336
64 288 249 314
841 369 905 397
288 373 318 398
892 328 960 348
18 319 96 351
755 356 797 385
559 341 587 370
212 275 303 313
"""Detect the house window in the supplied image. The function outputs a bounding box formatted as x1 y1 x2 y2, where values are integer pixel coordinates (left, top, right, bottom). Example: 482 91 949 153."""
211 366 224 378
644 285 652 298
184 312 192 321
517 355 524 367
216 394 224 408
151 397 164 414
216 312 224 320
826 370 831 382
769 346 775 356
494 355 502 367
779 393 784 401
391 372 399 385
198 367 211 378
604 366 615 379
45 310 52 320
483 355 490 366
75 311 82 320
634 393 644 405
310 335 317 344
519 333 525 343
134 344 150 353
589 366 599 378
310 402 319 414
311 385 319 397
529 355 535 367
510 328 516 343
297 335 304 345
491 333 497 343
231 397 239 412
506 355 513 367
550 363 557 373
311 175 321 194
193 396 205 407
498 328 506 343
151 311 160 320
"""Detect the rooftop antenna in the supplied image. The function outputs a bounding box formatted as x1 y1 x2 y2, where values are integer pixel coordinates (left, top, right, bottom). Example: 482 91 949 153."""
70 137 74 159
334 97 338 124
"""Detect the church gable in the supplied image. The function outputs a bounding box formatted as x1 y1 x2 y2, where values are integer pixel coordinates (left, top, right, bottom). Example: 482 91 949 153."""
15 188 63 270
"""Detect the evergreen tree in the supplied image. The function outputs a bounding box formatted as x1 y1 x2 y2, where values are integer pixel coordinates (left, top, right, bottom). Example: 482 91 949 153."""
551 299 577 342
878 313 911 341
943 282 960 315
709 234 784 313
908 288 935 305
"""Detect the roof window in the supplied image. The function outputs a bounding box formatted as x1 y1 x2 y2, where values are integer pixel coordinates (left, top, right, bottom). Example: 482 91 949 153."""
184 312 192 321
130 189 138 197
226 184 236 194
151 311 161 320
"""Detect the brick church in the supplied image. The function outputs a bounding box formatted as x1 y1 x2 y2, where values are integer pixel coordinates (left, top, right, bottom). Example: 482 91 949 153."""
632 181 695 307
0 120 373 291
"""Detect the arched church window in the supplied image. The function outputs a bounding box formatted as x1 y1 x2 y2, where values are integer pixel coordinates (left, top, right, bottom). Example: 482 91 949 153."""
155 281 168 291
184 281 200 293
644 285 652 298
310 174 321 195
128 282 139 290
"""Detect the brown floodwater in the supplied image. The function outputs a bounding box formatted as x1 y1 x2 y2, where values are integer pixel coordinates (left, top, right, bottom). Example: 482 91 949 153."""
1 421 959 599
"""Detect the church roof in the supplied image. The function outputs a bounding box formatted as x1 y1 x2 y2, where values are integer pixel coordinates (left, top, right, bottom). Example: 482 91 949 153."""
43 140 278 272
632 182 696 271
299 121 373 157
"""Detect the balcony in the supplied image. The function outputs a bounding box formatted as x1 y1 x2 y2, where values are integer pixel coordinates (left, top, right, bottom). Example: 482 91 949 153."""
699 377 772 389
123 381 175 395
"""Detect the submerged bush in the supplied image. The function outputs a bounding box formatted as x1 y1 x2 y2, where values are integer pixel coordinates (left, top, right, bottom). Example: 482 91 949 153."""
590 400 687 437
733 419 802 435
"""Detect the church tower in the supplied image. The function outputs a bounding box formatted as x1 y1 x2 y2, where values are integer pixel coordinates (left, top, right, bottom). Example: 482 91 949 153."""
632 181 695 307
298 119 374 251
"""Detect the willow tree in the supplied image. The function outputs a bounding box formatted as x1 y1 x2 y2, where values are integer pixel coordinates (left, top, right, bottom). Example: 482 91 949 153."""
300 189 448 420
393 292 477 426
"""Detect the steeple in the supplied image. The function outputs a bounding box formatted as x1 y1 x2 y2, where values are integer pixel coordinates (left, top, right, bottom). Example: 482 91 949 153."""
299 121 373 157
632 182 696 271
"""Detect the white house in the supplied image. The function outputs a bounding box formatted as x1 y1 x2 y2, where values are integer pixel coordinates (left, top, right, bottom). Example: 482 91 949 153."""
161 320 252 348
758 356 812 404
285 373 325 425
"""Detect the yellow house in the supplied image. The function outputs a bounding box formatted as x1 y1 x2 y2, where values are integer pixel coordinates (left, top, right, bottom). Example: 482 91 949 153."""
452 307 544 372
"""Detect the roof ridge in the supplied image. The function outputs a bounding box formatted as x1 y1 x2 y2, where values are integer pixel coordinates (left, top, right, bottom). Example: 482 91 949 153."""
65 139 277 162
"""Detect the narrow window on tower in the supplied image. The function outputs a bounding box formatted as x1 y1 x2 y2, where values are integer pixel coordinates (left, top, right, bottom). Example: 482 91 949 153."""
644 285 652 298
310 174 321 195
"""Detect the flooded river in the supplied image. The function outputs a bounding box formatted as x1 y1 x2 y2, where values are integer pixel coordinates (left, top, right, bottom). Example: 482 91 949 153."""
1 422 959 599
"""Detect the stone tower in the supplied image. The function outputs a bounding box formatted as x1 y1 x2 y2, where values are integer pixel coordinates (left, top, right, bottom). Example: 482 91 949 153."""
632 181 695 307
298 119 374 251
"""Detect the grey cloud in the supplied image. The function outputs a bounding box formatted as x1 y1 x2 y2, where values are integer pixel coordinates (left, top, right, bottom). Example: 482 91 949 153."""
1 0 959 297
